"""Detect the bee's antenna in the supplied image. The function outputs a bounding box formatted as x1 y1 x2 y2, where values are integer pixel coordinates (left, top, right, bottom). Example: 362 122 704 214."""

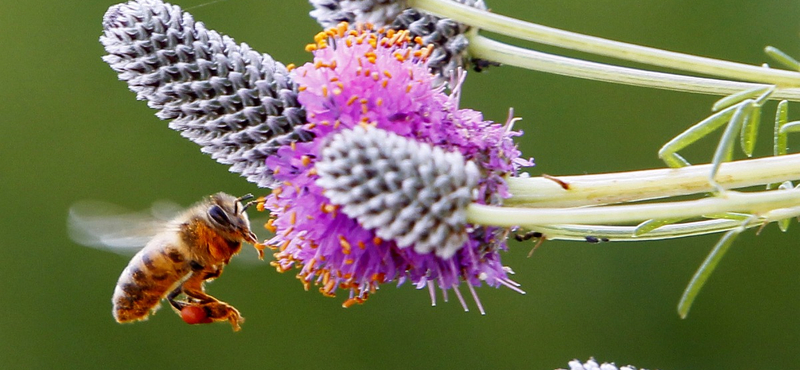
237 194 255 213
241 201 256 213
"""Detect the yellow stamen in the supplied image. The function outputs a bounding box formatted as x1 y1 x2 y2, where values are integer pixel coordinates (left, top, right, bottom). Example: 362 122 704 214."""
365 51 377 64
253 243 266 260
339 235 351 255
321 203 338 214
264 218 277 233
336 22 348 37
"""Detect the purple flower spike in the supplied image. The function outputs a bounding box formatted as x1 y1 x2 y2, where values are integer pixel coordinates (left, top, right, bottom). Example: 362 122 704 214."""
265 24 530 310
316 125 480 259
309 0 494 84
101 0 309 187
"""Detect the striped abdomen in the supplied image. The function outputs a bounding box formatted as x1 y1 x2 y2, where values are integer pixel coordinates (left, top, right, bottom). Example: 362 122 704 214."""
112 233 191 323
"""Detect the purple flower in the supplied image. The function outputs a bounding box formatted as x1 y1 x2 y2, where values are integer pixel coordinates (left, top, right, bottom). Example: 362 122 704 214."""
100 0 308 188
309 0 494 84
264 24 530 311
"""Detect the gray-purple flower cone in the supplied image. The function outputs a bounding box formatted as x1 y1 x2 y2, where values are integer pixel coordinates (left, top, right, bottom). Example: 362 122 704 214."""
309 0 486 29
309 0 494 84
100 0 309 187
316 126 480 258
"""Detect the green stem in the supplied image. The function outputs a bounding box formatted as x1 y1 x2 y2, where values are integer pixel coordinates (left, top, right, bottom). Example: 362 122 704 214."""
467 35 800 101
468 189 800 227
528 204 800 242
530 219 749 242
409 0 800 87
506 153 800 208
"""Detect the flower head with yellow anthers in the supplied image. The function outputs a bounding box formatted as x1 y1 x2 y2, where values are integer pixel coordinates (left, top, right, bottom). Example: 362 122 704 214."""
264 23 529 310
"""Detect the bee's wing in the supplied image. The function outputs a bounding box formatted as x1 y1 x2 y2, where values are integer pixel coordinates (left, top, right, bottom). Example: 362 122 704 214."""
67 199 183 255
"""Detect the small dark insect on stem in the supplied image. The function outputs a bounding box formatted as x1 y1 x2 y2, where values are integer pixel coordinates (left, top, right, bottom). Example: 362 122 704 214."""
584 236 610 243
514 231 542 241
513 231 546 257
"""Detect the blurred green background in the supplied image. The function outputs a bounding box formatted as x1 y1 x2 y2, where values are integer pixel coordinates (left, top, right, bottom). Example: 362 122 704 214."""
2 0 800 369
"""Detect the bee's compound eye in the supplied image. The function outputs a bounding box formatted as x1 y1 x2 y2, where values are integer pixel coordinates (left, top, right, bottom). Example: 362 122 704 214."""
208 205 230 226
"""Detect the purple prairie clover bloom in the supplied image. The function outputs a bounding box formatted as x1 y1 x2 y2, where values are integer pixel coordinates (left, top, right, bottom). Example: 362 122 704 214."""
100 0 308 188
564 359 645 370
265 24 530 310
309 0 487 29
310 0 494 85
316 125 480 259
100 0 531 310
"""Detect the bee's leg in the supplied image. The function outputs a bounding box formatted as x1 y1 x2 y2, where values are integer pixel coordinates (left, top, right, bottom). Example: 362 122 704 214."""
179 270 218 303
180 269 244 331
202 266 223 281
203 302 244 332
166 285 188 312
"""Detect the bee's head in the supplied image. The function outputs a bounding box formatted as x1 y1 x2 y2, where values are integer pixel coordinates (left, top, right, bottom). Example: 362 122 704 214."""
205 192 258 244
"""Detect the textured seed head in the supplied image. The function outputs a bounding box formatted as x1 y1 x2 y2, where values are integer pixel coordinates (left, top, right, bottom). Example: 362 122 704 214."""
391 6 498 82
567 359 643 370
100 0 310 187
309 0 407 29
316 126 480 258
308 0 493 84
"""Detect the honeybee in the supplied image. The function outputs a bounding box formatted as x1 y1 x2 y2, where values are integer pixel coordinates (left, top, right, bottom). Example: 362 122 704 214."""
68 192 260 331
